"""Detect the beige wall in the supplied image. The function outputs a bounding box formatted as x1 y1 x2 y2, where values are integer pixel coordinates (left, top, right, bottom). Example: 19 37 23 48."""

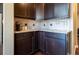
3 4 14 55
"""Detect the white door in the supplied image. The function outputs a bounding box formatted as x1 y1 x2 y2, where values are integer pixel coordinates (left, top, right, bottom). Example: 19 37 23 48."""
0 14 2 46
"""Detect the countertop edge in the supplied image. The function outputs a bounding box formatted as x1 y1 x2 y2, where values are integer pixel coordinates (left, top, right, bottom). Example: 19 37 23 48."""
14 30 72 34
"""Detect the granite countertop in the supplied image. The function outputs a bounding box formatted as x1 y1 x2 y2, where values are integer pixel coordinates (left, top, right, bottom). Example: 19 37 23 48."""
14 30 38 33
40 29 71 34
14 29 71 34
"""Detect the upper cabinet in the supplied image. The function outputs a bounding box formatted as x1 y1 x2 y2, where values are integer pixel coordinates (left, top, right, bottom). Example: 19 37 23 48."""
44 3 70 20
14 3 70 20
14 4 26 18
14 3 36 19
44 4 54 20
35 3 44 20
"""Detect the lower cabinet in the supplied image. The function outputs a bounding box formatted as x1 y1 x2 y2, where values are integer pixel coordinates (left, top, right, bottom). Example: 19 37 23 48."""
14 31 67 55
39 31 46 54
14 32 34 55
45 37 55 55
32 31 39 52
46 37 66 55
39 31 67 55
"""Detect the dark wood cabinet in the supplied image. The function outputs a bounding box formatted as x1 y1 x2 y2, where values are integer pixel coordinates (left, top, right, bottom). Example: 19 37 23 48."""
44 3 70 20
39 31 46 54
14 31 39 55
14 32 34 55
14 3 36 19
14 3 26 18
53 38 66 55
26 3 36 19
44 4 54 20
35 3 44 20
14 31 67 55
46 37 66 55
45 37 56 55
32 31 39 52
14 3 70 20
45 32 67 55
38 31 67 55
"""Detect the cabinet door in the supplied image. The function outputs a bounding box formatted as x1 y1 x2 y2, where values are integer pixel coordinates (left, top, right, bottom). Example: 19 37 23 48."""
36 3 44 20
15 38 32 55
44 3 54 20
54 38 66 55
45 37 55 55
25 38 32 54
14 33 33 55
32 31 39 52
46 37 66 55
26 3 36 19
14 3 35 19
39 32 46 53
14 3 26 18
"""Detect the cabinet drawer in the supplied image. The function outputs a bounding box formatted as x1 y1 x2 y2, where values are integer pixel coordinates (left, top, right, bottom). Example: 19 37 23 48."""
15 32 34 39
45 32 66 39
15 33 25 39
23 32 33 38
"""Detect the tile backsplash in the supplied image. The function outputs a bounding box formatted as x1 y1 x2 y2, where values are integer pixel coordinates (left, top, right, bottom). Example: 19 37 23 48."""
39 19 71 30
14 18 39 30
14 17 71 31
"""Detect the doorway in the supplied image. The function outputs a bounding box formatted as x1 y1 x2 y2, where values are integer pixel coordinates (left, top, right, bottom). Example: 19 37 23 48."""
0 3 3 55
